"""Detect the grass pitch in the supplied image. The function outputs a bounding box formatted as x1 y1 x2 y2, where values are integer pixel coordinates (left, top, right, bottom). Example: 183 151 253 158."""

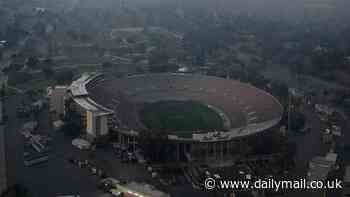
139 100 224 132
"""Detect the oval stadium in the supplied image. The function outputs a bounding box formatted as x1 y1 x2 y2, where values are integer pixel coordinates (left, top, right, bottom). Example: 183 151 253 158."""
67 73 283 164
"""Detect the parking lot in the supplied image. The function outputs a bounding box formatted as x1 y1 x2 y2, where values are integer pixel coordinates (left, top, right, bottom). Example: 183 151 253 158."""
4 92 211 197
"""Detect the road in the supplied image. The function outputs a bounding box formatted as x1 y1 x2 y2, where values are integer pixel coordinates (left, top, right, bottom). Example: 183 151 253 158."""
0 99 7 193
3 92 100 197
4 92 25 187
3 91 211 197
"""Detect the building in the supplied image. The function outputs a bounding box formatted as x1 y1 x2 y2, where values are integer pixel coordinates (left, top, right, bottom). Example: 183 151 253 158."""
315 104 335 116
67 73 113 139
342 166 350 197
102 178 170 197
69 97 111 138
307 152 338 182
53 120 65 131
116 182 170 197
67 73 283 165
47 86 68 117
306 152 338 197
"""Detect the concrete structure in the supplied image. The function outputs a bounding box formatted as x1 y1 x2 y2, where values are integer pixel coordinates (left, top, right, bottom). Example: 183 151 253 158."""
67 74 113 139
342 166 350 197
117 181 170 197
102 178 170 197
72 138 91 150
315 104 335 115
68 73 283 164
307 152 338 182
53 120 65 131
67 97 112 139
48 86 68 116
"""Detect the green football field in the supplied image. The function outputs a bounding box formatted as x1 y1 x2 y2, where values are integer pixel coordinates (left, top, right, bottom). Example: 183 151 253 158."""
139 100 224 132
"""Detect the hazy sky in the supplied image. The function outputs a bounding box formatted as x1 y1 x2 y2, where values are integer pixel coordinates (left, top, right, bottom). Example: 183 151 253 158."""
24 0 350 22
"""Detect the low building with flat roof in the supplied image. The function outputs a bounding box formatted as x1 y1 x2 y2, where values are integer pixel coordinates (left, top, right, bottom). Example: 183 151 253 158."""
102 178 170 197
342 166 350 197
307 152 337 182
48 86 68 117
118 181 170 197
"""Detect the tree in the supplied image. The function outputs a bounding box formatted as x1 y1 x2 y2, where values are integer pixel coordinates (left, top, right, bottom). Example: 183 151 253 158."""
7 63 24 72
0 184 33 197
26 56 39 68
8 72 32 85
101 62 113 69
25 89 37 101
0 84 5 99
289 111 306 131
43 58 53 66
42 67 54 79
149 63 178 73
270 81 289 104
54 70 74 85
61 98 83 137
148 49 170 66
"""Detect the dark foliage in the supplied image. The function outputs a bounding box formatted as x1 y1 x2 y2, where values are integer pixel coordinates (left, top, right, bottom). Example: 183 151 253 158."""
54 70 74 85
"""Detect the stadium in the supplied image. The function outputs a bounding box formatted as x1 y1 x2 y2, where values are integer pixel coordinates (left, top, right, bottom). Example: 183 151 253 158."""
67 73 283 164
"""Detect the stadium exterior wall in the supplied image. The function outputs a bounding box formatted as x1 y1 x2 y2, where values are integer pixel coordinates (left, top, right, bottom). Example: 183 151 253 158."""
68 73 283 164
